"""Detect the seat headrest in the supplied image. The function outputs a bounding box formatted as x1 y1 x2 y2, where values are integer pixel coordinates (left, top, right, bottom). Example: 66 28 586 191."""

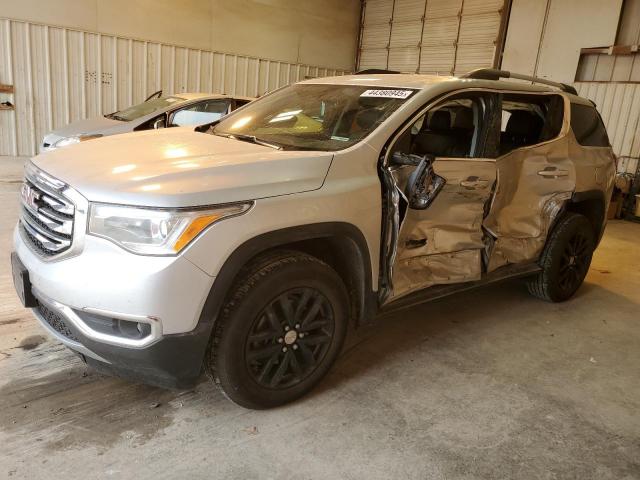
354 108 381 130
452 109 474 129
427 110 451 132
506 110 543 137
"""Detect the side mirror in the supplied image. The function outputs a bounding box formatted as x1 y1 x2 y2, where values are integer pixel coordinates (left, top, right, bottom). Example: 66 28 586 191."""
405 154 445 210
153 117 166 129
390 151 423 166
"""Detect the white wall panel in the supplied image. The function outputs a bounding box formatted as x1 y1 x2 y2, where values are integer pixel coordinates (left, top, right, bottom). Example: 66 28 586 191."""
575 81 640 173
502 0 623 84
0 18 349 157
0 0 361 72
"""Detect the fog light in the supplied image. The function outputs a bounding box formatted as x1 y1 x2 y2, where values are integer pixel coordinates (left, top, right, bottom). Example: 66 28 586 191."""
117 319 151 339
137 322 151 336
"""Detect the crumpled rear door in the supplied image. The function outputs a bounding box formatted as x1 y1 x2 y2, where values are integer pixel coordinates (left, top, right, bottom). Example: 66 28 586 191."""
483 94 576 271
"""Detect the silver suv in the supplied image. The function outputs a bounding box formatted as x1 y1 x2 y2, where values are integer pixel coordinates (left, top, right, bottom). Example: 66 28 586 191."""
11 69 615 409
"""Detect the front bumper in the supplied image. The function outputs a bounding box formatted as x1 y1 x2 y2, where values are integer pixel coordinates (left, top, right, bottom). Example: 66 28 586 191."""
30 291 211 388
14 225 217 388
14 226 214 336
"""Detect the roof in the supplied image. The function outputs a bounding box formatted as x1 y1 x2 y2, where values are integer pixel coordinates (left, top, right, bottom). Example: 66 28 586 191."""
175 92 256 101
300 74 450 89
300 74 567 95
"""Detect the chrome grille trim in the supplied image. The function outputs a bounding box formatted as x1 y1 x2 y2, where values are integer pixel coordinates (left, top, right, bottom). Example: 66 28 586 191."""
19 164 76 257
22 202 73 236
40 192 74 216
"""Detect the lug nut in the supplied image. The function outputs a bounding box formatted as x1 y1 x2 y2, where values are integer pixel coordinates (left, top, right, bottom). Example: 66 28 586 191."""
292 344 298 350
277 337 283 343
284 326 290 331
282 347 287 352
299 333 304 338
295 324 300 329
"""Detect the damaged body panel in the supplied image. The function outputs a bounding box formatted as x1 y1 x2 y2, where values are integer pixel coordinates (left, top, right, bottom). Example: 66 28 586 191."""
482 101 575 271
379 90 500 302
386 158 496 300
378 85 614 305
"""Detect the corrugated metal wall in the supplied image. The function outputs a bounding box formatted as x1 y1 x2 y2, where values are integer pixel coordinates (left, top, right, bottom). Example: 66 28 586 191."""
0 18 349 157
575 82 640 174
357 0 505 74
572 0 640 174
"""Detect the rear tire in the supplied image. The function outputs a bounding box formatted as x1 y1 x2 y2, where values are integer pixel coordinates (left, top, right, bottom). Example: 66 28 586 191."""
206 250 349 409
527 213 595 302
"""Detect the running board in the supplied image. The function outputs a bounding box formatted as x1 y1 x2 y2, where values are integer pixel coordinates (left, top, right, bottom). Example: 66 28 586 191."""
380 263 542 315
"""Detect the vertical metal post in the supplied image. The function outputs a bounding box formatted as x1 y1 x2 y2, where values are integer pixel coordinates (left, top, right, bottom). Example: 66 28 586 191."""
44 25 53 132
25 22 37 154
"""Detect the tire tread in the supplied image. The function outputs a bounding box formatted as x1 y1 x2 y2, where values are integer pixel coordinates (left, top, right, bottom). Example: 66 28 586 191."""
527 212 594 302
205 250 333 408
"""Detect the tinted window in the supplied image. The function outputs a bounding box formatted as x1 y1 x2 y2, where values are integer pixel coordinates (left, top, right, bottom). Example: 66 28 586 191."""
234 99 252 108
570 103 610 147
499 94 564 156
171 100 229 126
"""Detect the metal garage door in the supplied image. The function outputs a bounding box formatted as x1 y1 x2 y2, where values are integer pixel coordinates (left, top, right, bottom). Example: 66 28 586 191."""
357 0 507 75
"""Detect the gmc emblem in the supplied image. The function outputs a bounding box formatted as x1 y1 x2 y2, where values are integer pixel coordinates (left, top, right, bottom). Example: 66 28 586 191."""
21 183 40 211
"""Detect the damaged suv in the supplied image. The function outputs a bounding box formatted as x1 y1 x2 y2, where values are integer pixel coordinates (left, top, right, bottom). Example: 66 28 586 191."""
12 69 615 409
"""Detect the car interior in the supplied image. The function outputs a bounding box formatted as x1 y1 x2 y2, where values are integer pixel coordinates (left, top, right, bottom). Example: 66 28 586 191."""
499 95 564 155
390 93 564 161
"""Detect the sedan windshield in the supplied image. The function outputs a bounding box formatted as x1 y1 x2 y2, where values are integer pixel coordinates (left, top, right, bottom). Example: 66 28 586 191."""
107 96 186 122
212 84 415 151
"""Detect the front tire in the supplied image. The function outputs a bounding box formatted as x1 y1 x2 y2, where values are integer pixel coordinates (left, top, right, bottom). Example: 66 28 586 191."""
527 213 595 302
207 251 349 409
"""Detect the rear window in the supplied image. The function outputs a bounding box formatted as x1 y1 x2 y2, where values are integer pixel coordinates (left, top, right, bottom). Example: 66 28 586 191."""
570 103 610 147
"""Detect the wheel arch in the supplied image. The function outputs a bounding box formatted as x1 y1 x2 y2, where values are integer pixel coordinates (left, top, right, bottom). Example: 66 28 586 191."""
196 222 377 344
567 190 606 245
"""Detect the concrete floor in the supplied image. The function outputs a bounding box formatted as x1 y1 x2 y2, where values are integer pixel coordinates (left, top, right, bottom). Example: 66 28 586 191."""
1 157 639 479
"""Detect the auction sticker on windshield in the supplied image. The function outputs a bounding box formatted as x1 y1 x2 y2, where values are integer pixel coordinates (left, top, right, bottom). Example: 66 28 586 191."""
361 89 414 99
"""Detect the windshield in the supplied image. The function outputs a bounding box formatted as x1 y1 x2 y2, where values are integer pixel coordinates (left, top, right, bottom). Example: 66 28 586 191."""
212 84 415 151
107 96 186 122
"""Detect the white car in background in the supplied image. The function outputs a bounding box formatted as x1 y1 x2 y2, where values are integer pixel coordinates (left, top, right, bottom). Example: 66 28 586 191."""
41 92 254 151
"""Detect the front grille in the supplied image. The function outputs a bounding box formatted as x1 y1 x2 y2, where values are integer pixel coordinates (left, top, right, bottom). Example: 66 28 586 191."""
19 172 75 257
37 302 79 342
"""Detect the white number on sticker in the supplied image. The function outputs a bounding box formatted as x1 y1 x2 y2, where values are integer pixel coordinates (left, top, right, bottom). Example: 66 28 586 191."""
361 89 413 99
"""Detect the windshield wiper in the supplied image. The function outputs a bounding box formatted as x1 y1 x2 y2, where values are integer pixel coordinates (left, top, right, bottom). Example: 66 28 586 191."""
216 132 282 150
105 113 127 121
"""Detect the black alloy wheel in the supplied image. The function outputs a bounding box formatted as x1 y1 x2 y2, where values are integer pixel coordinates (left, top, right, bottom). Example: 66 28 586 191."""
528 212 595 302
245 288 335 389
557 230 591 296
208 251 349 409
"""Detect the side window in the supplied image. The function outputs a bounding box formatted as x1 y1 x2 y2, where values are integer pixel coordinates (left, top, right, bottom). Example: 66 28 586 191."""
171 100 230 126
499 93 564 156
570 103 610 147
233 99 252 109
391 93 499 159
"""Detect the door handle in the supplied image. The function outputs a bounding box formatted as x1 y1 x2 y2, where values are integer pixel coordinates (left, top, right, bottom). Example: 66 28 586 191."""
460 176 490 189
538 167 569 177
405 238 427 249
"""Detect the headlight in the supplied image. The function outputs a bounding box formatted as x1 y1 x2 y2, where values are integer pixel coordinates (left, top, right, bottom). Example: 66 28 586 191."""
88 202 252 255
54 134 103 148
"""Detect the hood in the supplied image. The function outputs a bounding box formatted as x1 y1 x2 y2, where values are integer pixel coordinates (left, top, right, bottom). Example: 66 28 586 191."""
32 127 334 207
46 116 126 139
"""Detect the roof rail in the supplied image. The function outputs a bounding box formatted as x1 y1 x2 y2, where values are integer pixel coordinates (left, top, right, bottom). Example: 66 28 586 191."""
355 69 401 75
461 68 578 95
